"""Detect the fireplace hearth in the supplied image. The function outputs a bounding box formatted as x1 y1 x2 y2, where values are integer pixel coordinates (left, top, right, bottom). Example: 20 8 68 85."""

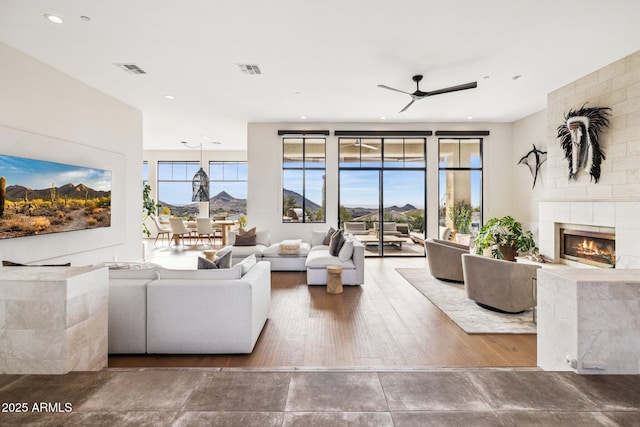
560 228 615 268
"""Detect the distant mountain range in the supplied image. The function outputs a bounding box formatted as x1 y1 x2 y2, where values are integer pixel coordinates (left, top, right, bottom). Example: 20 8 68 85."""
5 184 110 201
208 191 247 213
159 191 247 216
283 189 321 211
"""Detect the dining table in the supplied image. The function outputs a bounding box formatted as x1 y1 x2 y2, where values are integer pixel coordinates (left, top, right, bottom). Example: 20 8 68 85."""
184 219 237 246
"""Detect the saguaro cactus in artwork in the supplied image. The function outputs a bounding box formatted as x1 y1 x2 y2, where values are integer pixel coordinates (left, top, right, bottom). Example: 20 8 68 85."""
0 176 6 217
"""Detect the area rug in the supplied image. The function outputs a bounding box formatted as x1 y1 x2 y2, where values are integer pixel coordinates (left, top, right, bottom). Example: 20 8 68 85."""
395 268 536 334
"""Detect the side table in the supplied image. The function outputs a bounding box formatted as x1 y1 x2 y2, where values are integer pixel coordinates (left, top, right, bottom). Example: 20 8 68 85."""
203 249 217 262
326 265 343 294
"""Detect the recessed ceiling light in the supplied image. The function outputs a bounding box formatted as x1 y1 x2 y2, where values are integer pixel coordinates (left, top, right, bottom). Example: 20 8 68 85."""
380 116 386 120
80 15 91 22
300 116 306 120
467 116 473 120
164 95 175 100
44 14 64 24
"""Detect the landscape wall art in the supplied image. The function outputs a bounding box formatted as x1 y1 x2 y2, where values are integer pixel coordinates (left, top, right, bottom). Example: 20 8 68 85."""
0 154 111 239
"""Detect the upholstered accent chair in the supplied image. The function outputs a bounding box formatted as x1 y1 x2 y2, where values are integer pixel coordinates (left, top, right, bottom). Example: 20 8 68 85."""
461 253 540 313
343 221 370 235
424 238 469 283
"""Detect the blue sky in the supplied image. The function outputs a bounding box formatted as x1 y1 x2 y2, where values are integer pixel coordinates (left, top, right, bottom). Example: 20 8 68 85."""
339 170 426 209
0 154 111 191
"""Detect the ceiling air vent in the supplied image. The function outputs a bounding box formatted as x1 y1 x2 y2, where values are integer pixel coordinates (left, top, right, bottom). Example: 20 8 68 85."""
114 63 147 75
237 64 261 75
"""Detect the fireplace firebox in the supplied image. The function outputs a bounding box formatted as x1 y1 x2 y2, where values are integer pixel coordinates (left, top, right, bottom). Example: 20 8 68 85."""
560 228 615 268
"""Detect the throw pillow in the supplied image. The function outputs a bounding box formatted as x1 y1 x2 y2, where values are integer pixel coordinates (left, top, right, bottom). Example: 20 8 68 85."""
234 234 257 246
338 238 354 262
322 227 336 246
329 229 346 256
197 256 218 269
238 227 256 236
215 250 232 268
236 254 257 275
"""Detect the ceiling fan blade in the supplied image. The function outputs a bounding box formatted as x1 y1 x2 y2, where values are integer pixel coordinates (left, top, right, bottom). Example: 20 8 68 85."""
399 99 415 113
425 81 477 97
359 143 378 150
377 84 412 95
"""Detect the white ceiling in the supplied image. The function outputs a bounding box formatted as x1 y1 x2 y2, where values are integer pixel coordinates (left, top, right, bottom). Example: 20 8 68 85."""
1 0 639 151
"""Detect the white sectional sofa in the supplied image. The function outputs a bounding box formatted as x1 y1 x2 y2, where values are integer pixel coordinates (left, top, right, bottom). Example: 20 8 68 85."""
107 261 271 354
224 229 365 285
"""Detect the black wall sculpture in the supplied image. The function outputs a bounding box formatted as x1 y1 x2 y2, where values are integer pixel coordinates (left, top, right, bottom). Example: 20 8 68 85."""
517 144 547 189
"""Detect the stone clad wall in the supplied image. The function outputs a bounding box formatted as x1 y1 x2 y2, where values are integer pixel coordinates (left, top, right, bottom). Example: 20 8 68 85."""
545 50 640 200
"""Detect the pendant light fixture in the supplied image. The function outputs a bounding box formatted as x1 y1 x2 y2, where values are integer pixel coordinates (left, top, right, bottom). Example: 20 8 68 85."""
181 141 210 202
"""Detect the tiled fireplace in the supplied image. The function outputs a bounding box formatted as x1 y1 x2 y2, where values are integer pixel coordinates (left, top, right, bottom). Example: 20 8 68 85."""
539 200 640 268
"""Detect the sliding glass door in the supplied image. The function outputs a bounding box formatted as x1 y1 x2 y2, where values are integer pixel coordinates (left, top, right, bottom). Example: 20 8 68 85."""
339 138 426 257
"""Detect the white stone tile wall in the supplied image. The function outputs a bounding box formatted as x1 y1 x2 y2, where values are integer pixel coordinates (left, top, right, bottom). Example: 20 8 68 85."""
546 51 640 198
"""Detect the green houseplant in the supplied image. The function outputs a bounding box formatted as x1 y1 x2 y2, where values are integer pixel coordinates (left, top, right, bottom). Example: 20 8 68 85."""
473 216 536 261
449 201 472 234
142 184 161 237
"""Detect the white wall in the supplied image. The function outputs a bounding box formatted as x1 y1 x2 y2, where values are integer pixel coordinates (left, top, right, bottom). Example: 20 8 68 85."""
512 109 547 237
0 42 142 265
247 121 515 244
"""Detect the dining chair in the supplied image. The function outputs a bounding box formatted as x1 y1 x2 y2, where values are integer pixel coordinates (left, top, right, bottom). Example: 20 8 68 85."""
168 218 193 246
152 216 171 246
196 218 222 246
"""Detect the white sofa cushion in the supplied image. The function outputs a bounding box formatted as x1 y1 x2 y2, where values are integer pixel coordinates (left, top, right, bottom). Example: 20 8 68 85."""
306 248 356 270
158 266 242 280
105 262 160 280
311 231 327 247
338 238 354 262
229 244 268 260
236 254 257 275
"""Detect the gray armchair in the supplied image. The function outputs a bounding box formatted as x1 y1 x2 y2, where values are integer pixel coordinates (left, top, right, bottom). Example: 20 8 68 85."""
424 238 469 283
461 253 540 313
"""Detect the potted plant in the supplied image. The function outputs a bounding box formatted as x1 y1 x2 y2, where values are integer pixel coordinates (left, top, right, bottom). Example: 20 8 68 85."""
448 201 472 244
473 216 537 261
142 184 161 237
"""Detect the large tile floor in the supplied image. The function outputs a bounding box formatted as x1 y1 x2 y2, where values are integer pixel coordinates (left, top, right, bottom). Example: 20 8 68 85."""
1 368 639 426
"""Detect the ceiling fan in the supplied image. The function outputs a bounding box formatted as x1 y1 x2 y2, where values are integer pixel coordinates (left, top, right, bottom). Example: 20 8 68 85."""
378 74 478 113
352 140 378 150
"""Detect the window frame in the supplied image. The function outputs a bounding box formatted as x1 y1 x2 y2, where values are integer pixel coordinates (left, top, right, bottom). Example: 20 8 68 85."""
282 136 326 223
437 138 484 233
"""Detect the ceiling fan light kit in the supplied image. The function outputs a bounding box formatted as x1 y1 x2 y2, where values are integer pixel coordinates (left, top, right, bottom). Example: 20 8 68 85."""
378 74 478 113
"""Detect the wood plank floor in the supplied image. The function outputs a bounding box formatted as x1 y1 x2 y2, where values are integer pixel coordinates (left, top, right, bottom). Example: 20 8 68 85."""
109 250 536 369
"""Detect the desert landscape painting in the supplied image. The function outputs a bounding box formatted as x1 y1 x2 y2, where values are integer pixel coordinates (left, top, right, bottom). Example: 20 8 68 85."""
0 154 111 239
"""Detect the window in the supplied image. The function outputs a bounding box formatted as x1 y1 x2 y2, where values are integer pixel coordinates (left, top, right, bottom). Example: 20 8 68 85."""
282 137 326 223
209 161 247 219
157 161 200 218
438 138 482 236
143 161 149 186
